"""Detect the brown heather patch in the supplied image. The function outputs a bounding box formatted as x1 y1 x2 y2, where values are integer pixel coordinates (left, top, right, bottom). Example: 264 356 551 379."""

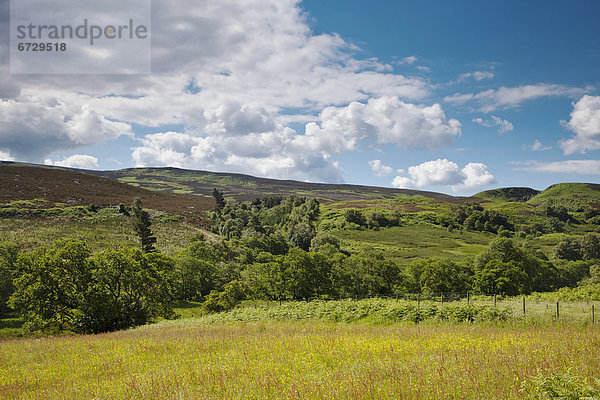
0 165 213 222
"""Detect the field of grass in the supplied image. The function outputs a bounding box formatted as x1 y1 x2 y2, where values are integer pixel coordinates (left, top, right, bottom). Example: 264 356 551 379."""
0 212 201 255
332 225 493 262
1 316 599 399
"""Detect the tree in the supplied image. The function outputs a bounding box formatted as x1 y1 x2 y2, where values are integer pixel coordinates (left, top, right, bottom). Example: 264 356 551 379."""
9 240 175 334
132 197 156 253
77 248 175 333
174 256 218 300
554 237 582 261
288 222 316 251
344 209 366 227
475 238 557 293
474 260 528 295
581 233 600 260
9 240 92 333
244 257 289 301
212 188 226 212
0 242 19 315
309 232 340 252
417 259 471 294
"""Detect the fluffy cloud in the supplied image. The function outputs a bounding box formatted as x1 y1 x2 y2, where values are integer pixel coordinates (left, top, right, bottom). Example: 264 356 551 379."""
130 96 461 183
0 0 436 172
472 115 514 134
45 154 100 169
512 160 600 175
132 127 346 183
559 96 600 154
368 160 394 176
392 159 496 192
306 97 462 151
0 99 133 161
445 84 589 112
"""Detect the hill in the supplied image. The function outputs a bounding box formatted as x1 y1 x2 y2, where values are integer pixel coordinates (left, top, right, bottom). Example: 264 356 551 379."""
527 183 600 209
474 187 540 202
91 166 470 204
2 162 599 214
0 163 212 218
0 162 470 205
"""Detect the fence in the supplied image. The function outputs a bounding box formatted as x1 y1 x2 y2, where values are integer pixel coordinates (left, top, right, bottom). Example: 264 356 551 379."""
277 292 599 323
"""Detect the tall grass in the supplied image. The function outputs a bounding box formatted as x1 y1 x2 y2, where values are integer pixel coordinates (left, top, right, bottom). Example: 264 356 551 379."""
1 320 599 399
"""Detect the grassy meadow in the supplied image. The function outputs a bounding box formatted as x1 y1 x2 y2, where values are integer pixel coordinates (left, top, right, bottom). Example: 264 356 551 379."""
1 317 600 399
2 166 600 399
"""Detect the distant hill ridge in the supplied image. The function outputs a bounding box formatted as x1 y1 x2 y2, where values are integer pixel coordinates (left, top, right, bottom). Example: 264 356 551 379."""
1 162 598 210
475 187 541 202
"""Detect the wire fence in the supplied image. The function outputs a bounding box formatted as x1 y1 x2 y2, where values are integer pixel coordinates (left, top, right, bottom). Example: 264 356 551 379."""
276 292 599 323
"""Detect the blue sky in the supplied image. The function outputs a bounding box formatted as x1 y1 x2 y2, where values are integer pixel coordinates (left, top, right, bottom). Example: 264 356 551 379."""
1 0 599 195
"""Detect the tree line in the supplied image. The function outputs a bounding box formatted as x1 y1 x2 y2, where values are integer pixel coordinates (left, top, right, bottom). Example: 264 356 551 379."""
1 194 599 334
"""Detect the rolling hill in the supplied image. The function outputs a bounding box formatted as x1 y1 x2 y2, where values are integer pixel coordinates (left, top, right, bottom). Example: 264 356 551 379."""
0 163 212 218
1 162 470 207
1 161 599 213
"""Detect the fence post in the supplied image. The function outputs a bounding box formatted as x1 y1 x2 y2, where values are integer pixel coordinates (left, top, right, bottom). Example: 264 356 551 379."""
593 305 595 324
441 293 444 305
556 301 559 319
494 294 497 307
523 297 526 315
418 293 420 307
467 292 470 305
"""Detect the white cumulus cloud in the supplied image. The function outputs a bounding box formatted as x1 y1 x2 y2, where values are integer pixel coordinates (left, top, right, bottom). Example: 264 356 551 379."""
368 160 394 177
45 154 100 169
391 159 496 192
559 95 600 154
0 99 133 161
0 0 436 176
306 96 462 151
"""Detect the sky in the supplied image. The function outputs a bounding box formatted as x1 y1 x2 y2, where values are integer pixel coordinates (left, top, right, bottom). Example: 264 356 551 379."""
1 0 600 195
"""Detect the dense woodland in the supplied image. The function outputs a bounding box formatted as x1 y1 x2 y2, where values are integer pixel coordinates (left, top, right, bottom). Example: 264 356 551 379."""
1 190 600 335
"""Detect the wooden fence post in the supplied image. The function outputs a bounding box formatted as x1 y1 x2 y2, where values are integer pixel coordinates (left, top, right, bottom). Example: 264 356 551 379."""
556 301 559 319
418 293 420 307
467 292 470 305
523 297 526 315
593 305 595 324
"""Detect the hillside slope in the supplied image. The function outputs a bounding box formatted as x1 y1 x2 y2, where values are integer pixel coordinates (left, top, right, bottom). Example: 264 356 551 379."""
527 183 600 208
92 167 470 204
0 164 212 217
1 162 469 204
474 187 540 202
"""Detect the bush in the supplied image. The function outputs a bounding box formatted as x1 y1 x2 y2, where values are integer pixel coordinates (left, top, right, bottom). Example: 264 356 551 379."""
203 280 248 313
